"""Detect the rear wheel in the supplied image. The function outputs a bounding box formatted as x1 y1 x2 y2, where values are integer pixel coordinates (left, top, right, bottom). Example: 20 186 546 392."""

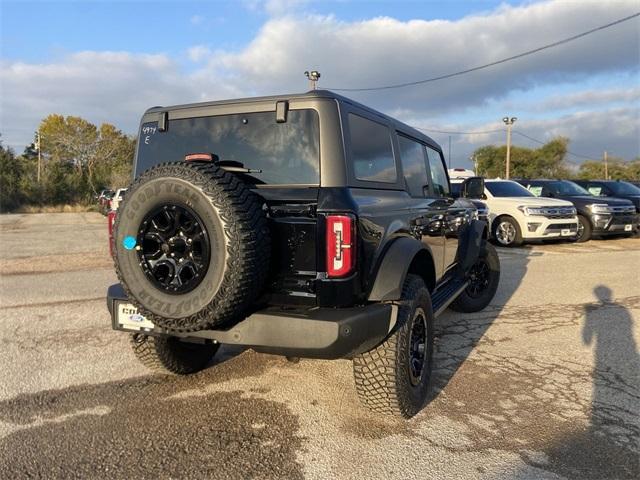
493 216 522 247
574 215 592 243
130 334 219 375
352 275 434 418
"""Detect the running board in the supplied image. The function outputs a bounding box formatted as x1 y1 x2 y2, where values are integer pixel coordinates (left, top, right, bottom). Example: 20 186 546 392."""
431 279 468 317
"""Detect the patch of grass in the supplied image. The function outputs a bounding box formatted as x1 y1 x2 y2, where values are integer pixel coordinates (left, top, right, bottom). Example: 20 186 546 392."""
14 203 97 214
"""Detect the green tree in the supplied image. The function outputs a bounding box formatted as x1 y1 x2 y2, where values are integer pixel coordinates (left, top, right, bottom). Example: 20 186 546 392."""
474 136 571 179
627 159 640 180
37 115 134 201
577 157 633 180
0 140 24 211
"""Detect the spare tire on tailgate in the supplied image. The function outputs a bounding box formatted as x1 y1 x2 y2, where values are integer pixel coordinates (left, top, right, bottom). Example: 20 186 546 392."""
113 161 270 333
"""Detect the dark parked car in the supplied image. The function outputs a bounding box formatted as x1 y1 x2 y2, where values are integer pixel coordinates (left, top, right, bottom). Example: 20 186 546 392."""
516 179 638 242
107 90 500 418
573 180 640 214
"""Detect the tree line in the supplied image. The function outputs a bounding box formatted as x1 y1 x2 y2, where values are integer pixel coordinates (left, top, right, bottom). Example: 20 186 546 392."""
0 115 135 212
473 137 640 180
1 115 639 212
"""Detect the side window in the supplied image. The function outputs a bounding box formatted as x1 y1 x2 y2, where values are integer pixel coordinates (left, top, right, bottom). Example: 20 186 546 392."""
425 146 450 197
587 185 603 196
529 185 543 197
398 135 429 197
348 113 397 183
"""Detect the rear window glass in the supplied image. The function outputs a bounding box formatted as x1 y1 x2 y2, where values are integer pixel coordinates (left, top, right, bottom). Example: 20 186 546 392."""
136 109 320 185
348 113 396 183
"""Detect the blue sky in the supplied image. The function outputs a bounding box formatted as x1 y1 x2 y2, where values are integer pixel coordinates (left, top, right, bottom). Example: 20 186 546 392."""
1 0 639 167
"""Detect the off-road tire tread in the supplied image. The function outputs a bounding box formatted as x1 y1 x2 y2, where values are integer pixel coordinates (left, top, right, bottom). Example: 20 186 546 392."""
352 275 433 418
113 161 270 332
130 333 219 375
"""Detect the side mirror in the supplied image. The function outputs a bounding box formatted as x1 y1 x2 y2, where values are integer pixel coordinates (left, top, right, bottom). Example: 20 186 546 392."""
461 176 484 199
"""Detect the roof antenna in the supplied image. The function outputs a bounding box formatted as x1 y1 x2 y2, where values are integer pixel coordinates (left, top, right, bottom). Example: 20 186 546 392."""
304 70 321 90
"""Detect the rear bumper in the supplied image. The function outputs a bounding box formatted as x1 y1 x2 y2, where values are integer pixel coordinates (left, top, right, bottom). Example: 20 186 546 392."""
107 284 395 359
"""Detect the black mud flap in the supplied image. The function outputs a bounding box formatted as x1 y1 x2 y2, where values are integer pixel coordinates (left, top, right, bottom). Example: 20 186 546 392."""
457 219 485 274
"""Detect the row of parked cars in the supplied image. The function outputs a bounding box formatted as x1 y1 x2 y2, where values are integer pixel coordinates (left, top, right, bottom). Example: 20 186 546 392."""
449 169 640 246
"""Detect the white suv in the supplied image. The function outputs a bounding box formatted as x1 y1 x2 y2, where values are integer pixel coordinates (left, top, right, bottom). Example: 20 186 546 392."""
484 179 578 247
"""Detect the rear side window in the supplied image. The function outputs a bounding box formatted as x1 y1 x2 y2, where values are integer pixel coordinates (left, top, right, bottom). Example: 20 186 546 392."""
425 147 450 196
587 185 603 196
348 113 396 183
136 109 320 185
528 185 543 197
398 135 429 197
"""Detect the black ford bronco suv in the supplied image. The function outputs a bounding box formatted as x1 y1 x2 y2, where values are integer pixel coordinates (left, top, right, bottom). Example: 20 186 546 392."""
107 90 500 418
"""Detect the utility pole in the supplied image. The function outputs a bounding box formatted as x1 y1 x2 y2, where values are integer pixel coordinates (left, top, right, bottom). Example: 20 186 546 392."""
603 151 608 180
34 131 42 183
502 116 517 179
304 70 321 90
470 155 478 175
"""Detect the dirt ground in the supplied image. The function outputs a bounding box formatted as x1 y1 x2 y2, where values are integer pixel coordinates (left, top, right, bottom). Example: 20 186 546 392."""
0 213 638 479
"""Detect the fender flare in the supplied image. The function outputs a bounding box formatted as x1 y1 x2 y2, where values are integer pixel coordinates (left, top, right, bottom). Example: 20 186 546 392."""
368 237 433 302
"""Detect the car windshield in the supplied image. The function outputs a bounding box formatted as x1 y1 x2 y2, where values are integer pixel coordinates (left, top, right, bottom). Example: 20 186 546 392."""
486 181 534 197
136 109 320 185
608 181 640 196
450 182 462 198
549 181 590 196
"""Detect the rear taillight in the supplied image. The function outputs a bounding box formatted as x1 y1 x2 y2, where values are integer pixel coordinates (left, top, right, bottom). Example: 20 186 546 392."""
107 210 117 257
326 214 356 278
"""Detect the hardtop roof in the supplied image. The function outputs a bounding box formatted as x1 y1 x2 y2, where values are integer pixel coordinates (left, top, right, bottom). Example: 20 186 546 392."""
144 89 440 151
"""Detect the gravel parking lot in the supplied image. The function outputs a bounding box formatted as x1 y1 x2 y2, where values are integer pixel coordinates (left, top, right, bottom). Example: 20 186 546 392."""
0 212 638 479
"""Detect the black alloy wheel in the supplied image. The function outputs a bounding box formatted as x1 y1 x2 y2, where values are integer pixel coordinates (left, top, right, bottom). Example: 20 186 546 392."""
408 309 428 387
138 204 210 294
466 259 491 298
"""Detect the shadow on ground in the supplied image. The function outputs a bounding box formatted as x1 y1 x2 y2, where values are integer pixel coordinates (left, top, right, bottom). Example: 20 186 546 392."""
426 279 639 479
0 350 304 480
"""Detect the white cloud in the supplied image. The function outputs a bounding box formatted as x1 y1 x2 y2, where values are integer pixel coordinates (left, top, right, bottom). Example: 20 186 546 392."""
216 0 639 112
534 86 640 111
187 45 212 62
0 51 241 150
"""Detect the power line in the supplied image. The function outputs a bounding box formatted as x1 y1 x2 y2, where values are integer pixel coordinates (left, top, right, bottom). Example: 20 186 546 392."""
512 130 598 161
326 12 640 92
417 126 601 161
